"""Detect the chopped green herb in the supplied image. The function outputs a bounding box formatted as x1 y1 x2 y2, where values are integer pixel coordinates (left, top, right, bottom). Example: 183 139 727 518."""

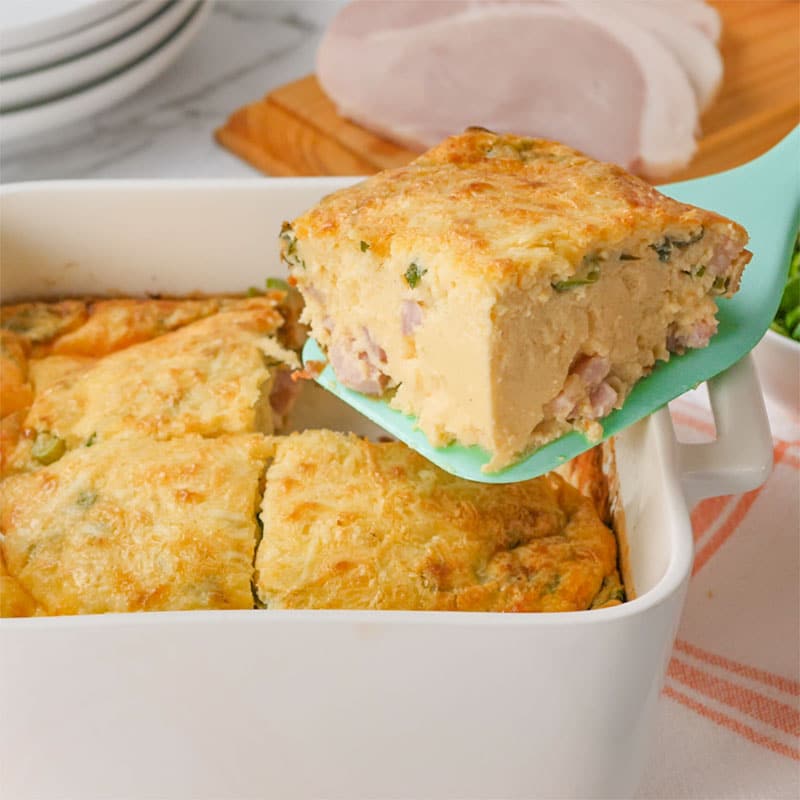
85 432 97 447
265 277 290 292
404 262 427 288
544 574 562 594
583 252 602 266
681 264 706 278
589 574 626 608
671 227 705 250
76 490 97 509
360 240 370 252
279 223 305 269
649 239 673 263
712 276 730 294
247 286 263 297
31 431 65 465
619 253 640 261
649 229 705 264
552 269 600 292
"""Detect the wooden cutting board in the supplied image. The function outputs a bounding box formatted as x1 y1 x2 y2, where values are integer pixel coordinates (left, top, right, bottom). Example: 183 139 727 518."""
215 1 799 181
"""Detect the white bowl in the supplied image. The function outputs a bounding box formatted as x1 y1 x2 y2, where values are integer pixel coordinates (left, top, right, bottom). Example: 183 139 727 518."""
0 3 209 144
0 1 169 79
754 327 800 409
0 180 773 800
0 0 196 110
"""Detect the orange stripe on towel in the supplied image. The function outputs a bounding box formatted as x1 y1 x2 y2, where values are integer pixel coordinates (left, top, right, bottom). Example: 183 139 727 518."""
692 440 791 574
674 640 800 697
691 495 734 541
663 685 800 761
668 658 800 737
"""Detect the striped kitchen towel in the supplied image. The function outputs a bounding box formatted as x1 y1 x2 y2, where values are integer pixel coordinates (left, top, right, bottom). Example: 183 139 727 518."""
637 388 800 799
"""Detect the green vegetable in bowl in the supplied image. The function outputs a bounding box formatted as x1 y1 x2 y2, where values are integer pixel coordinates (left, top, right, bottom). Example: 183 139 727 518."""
770 233 800 341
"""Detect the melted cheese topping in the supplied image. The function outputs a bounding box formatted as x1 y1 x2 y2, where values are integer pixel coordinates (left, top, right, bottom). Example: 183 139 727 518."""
14 304 290 469
255 430 617 612
1 435 270 615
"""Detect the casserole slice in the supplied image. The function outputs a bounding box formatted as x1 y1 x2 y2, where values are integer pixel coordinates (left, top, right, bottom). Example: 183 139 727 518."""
255 429 621 612
0 434 270 616
284 128 750 470
5 301 298 474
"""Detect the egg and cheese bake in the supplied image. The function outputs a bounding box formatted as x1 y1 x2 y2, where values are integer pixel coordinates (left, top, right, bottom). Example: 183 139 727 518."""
282 128 751 471
255 430 622 612
0 291 299 615
0 291 624 616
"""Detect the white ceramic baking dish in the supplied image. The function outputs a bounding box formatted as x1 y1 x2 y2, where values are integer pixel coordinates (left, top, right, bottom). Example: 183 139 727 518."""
0 181 773 800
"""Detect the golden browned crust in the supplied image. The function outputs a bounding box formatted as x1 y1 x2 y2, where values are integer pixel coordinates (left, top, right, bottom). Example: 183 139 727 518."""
7 303 290 473
1 435 271 616
0 548 40 617
0 330 33 418
255 430 617 612
0 292 301 356
0 300 87 353
48 297 227 356
290 128 749 286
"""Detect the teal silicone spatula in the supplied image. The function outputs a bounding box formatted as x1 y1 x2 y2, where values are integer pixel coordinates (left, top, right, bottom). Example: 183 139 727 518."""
302 127 800 483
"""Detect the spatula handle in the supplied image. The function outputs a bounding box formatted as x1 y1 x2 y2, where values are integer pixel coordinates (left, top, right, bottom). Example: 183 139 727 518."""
676 354 773 507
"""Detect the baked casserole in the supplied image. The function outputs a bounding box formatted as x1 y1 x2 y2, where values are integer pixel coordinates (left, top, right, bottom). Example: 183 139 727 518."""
282 128 751 470
255 429 623 612
0 293 624 616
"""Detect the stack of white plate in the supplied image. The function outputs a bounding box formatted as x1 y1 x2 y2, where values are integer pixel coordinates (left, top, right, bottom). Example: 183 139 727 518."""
0 0 211 144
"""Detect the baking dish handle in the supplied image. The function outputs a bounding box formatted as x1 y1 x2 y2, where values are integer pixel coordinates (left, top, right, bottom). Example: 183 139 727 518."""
676 354 773 507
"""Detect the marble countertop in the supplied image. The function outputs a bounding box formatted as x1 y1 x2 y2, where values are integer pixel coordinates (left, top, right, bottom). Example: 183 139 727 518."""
1 1 343 182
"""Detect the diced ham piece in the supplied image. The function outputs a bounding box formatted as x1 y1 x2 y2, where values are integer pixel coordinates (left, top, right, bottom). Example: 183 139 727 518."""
329 337 389 395
571 354 611 387
708 236 742 277
362 326 388 364
546 354 616 421
545 375 583 420
667 318 718 352
588 382 618 419
401 300 424 335
318 0 700 177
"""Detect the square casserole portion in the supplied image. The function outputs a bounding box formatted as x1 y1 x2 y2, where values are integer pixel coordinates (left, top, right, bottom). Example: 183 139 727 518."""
284 129 751 470
0 434 270 616
3 299 299 474
255 430 621 612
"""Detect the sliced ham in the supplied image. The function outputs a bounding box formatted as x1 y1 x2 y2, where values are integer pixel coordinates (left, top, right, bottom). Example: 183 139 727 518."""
661 0 722 43
318 0 700 177
576 0 722 110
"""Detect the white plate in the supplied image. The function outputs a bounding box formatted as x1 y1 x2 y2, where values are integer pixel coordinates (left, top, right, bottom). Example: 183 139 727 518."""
0 0 132 52
0 3 210 144
1 0 196 110
1 1 168 79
